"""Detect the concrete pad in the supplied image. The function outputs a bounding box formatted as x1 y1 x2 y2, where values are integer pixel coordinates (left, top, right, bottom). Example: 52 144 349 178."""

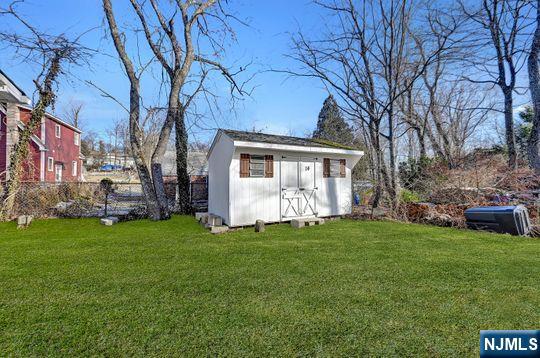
255 220 265 233
100 216 119 226
17 215 33 229
195 212 208 222
325 216 341 221
291 218 324 228
207 215 222 226
210 225 229 234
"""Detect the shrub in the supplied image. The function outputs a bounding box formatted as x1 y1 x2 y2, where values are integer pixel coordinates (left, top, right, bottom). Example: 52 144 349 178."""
99 178 115 194
398 156 448 196
11 183 101 219
400 189 421 203
57 198 96 218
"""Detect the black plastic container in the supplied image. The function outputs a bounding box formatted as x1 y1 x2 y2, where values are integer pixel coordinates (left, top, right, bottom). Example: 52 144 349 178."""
464 205 531 236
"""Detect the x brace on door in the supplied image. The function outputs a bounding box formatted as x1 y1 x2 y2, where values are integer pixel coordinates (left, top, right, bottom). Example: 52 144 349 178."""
302 189 317 215
283 190 301 217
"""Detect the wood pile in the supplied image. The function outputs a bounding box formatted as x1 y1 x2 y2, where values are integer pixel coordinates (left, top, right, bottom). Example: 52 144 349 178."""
427 187 501 205
404 203 466 228
404 202 539 229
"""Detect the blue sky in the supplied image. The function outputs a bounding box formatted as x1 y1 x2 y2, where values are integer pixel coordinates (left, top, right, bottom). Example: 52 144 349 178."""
0 0 331 144
1 0 532 149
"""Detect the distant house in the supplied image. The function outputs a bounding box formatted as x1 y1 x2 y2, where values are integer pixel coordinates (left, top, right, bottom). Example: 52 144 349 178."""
162 145 208 182
161 146 209 208
0 70 83 182
207 129 364 227
84 153 135 169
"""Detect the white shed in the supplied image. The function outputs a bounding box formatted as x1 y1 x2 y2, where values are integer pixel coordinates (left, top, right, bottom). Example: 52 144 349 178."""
207 129 364 227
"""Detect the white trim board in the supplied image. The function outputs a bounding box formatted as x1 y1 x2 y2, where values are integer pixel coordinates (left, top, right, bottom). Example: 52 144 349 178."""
233 140 364 156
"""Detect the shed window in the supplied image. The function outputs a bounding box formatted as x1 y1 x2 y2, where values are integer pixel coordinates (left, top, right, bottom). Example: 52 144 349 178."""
55 124 61 138
47 157 54 171
74 132 80 145
323 158 346 178
249 155 265 177
240 154 273 178
72 161 78 176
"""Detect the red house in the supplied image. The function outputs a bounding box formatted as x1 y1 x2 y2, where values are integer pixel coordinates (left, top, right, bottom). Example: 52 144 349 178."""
0 70 83 183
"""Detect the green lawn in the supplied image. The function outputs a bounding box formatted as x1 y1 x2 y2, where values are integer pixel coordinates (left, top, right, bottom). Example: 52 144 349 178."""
0 217 538 356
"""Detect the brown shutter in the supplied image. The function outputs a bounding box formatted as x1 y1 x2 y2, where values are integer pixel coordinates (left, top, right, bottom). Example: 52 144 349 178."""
264 155 274 178
339 159 346 178
240 153 250 177
323 158 330 178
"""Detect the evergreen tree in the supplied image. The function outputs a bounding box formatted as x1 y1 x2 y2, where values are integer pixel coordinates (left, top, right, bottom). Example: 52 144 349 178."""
517 106 533 159
312 95 354 145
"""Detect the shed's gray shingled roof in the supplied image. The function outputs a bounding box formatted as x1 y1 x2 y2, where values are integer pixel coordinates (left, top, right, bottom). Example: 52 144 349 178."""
221 129 354 150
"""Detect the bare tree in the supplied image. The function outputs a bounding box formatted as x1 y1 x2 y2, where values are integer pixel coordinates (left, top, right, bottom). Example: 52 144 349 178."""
106 118 127 167
286 0 459 207
103 0 249 219
460 0 533 169
0 1 92 220
528 0 540 174
81 129 98 157
62 99 85 129
102 0 161 220
399 81 429 158
434 82 493 162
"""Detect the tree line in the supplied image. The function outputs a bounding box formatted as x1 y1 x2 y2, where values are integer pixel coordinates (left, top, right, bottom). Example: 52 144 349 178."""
0 0 250 220
289 0 540 207
1 0 540 220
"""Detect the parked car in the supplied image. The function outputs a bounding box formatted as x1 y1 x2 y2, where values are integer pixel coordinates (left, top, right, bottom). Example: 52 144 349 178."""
99 164 123 172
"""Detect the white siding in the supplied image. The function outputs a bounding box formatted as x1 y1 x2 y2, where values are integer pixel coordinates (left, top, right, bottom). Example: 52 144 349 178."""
228 149 357 226
208 134 234 224
229 147 281 226
312 156 352 217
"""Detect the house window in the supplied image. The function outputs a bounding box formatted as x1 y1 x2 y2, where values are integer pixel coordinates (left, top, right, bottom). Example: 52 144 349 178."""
240 154 273 178
323 158 346 178
55 124 61 138
47 157 54 171
72 161 77 176
74 132 80 145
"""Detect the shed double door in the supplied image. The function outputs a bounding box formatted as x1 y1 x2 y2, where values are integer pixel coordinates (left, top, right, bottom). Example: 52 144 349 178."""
280 156 317 219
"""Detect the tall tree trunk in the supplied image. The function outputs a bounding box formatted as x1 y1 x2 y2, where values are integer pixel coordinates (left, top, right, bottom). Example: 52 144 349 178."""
128 83 161 221
503 88 518 170
417 128 427 158
528 0 540 174
150 79 182 220
0 54 62 221
103 0 162 220
369 121 382 208
430 103 454 168
134 163 160 220
387 104 398 207
369 123 393 209
150 163 169 218
175 109 191 214
424 119 445 160
407 87 427 158
150 112 178 220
